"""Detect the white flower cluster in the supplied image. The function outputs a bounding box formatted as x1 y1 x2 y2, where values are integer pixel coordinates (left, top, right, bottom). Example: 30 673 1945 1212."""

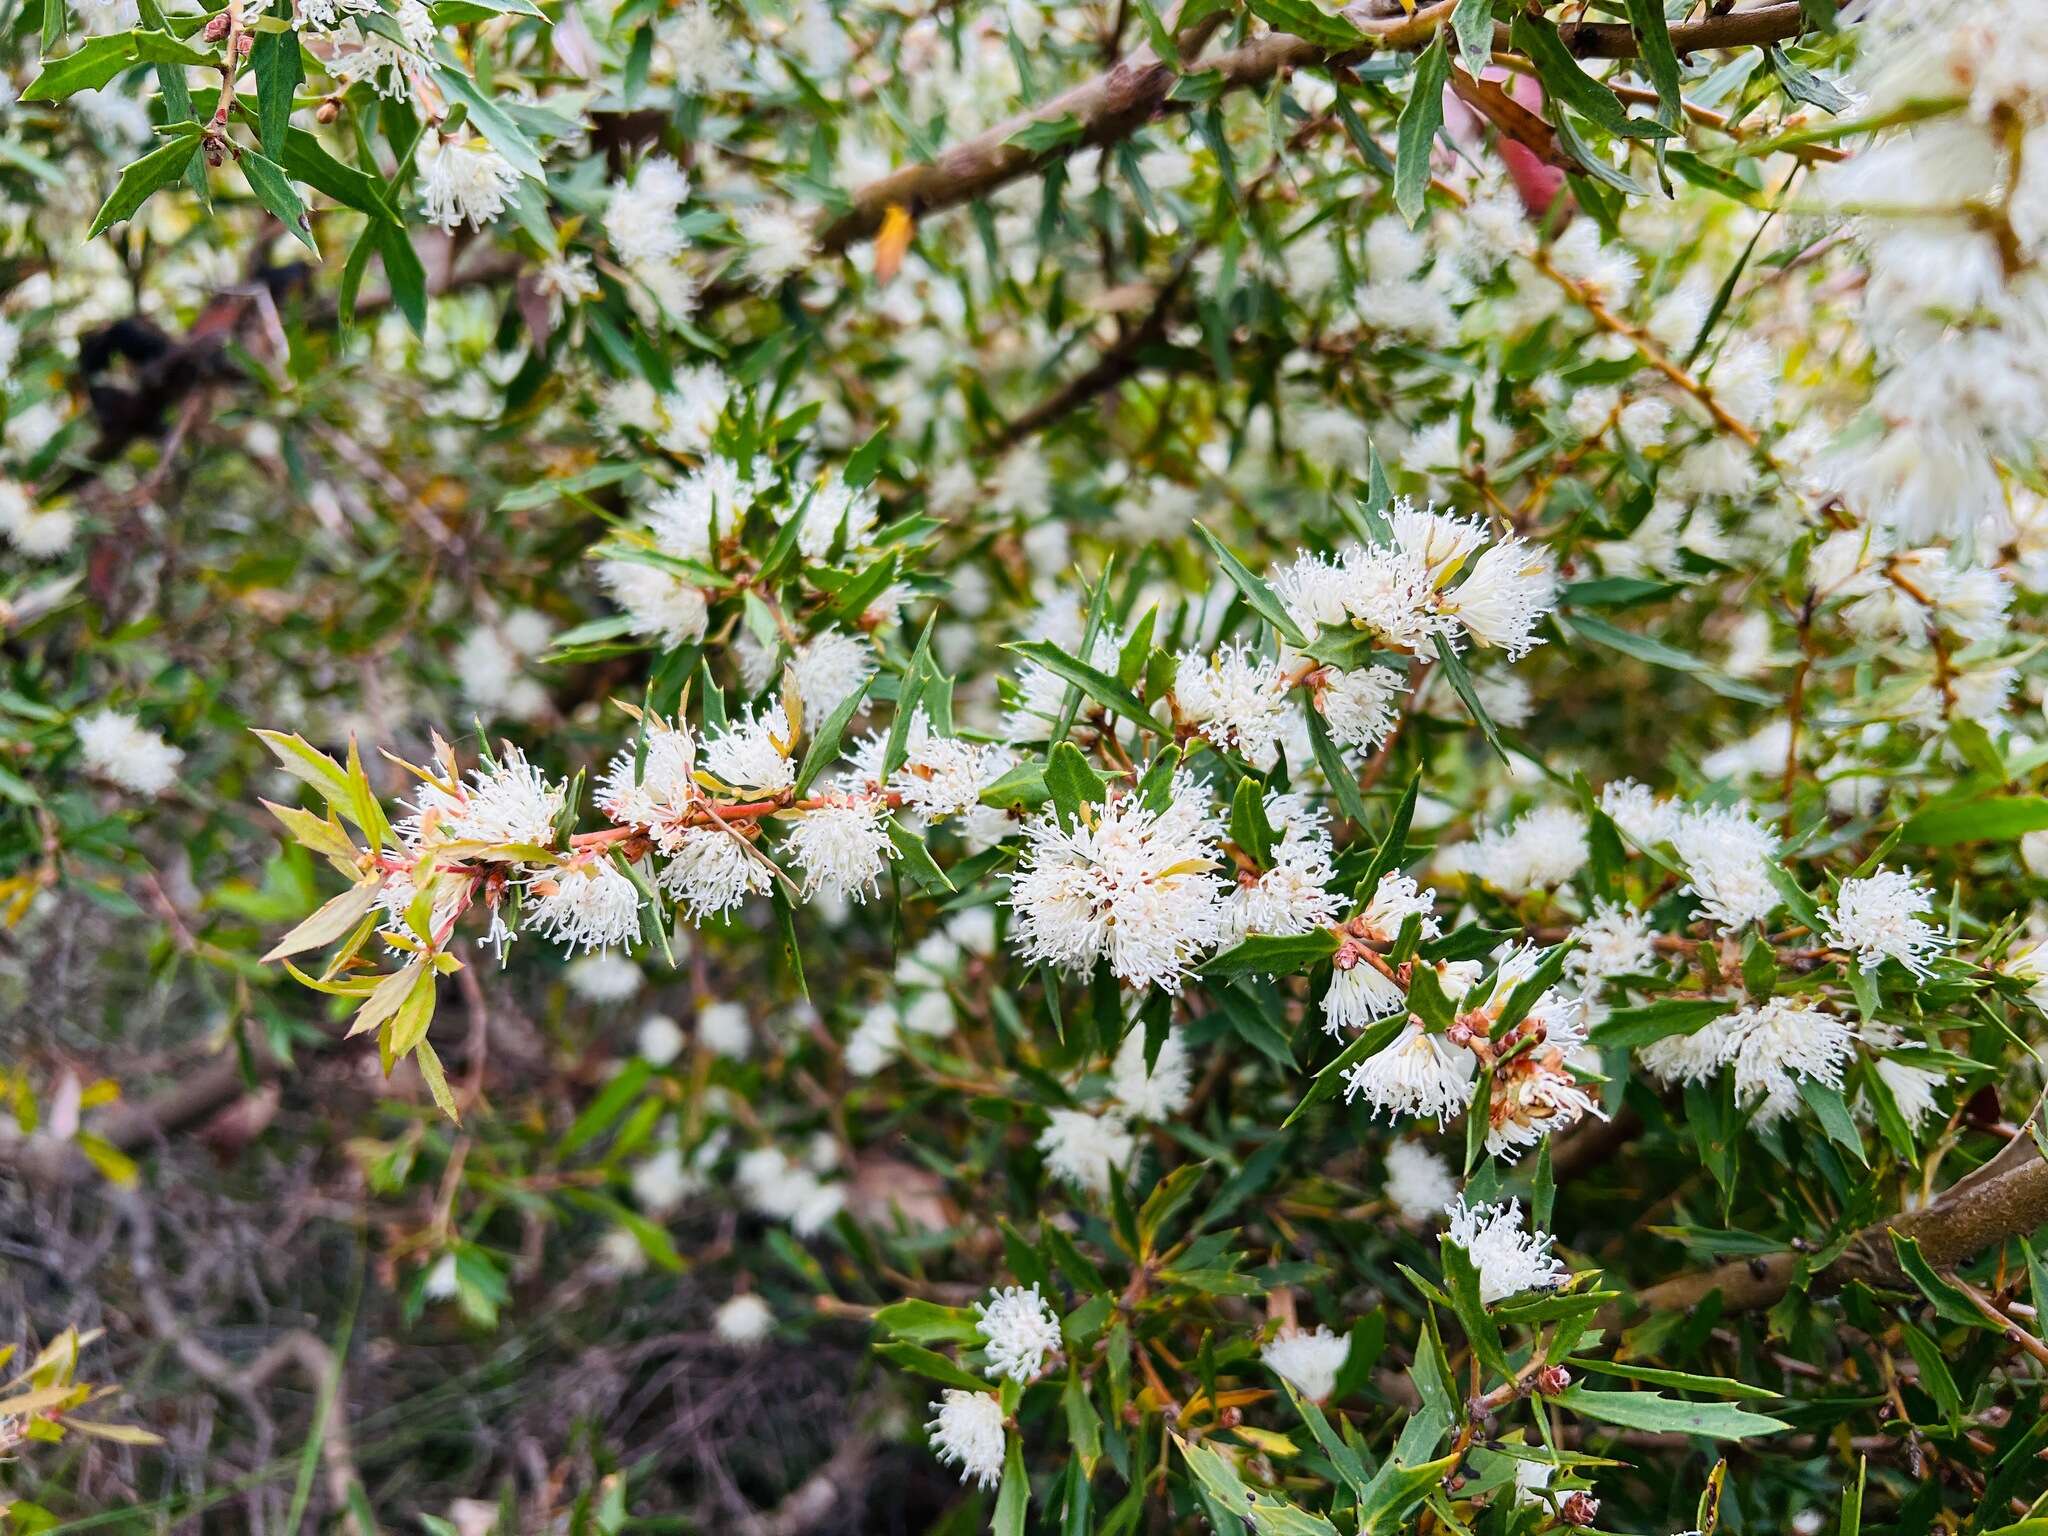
1822 868 1948 978
1444 1196 1568 1305
1638 1000 1863 1126
1006 773 1228 993
418 136 520 232
974 1284 1061 1383
1438 805 1589 896
76 709 183 797
926 1389 1006 1489
0 479 77 559
1261 1325 1350 1403
1272 502 1558 663
1604 785 1780 935
1813 0 2048 544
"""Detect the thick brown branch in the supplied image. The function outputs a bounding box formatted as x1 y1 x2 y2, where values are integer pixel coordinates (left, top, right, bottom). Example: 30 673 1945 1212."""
1627 1146 2048 1319
986 269 1189 453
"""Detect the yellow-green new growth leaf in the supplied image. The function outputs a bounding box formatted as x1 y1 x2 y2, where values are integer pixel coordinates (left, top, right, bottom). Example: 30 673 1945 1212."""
261 876 383 963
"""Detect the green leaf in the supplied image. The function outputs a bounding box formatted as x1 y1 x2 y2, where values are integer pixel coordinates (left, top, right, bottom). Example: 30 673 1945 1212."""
1566 613 1774 703
1797 1077 1868 1167
793 675 872 796
1897 1320 1961 1427
1193 523 1307 647
1887 1231 1996 1331
1450 0 1493 80
1284 1013 1407 1128
1006 639 1154 726
1591 998 1734 1051
1622 0 1682 127
1044 742 1108 829
875 1298 983 1345
1305 702 1373 830
1175 1435 1340 1536
556 1060 653 1157
89 125 206 237
1356 1452 1460 1535
1766 46 1851 114
250 15 303 158
281 129 391 217
1563 1358 1783 1400
987 1430 1027 1535
1394 32 1452 226
875 1343 986 1392
1899 794 2048 846
373 219 428 336
1554 1386 1790 1440
1229 775 1275 867
241 149 317 253
1440 1238 1510 1376
1510 13 1675 139
1201 930 1340 981
432 66 546 181
886 819 955 895
1248 0 1363 49
1431 635 1508 764
1006 112 1085 154
24 33 204 100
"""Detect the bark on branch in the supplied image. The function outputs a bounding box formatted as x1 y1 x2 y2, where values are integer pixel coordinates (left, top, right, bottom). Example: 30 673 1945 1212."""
1625 1141 2048 1319
788 1 1811 266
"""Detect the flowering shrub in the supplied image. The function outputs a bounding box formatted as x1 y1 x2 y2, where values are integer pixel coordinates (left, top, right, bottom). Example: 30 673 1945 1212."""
5 0 2048 1531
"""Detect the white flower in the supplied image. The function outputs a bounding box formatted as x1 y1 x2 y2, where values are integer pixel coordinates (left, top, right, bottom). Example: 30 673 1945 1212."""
844 1002 901 1076
701 706 796 794
1318 665 1407 751
407 748 565 850
1442 538 1556 659
1513 1459 1556 1506
537 252 601 309
975 1284 1062 1382
790 630 874 732
1111 1027 1193 1120
736 1145 843 1234
631 1146 695 1214
662 828 774 921
902 988 956 1038
5 504 78 558
1822 867 1948 978
1443 806 1588 896
714 1293 774 1348
1599 778 1678 846
608 156 690 266
1566 900 1656 986
1727 1000 1855 1125
783 795 895 902
1175 643 1289 766
1261 1325 1350 1403
1671 804 1779 931
637 1014 685 1065
1443 1196 1568 1304
1006 776 1229 993
566 953 643 1003
76 709 183 797
735 203 816 290
879 713 1005 823
418 136 520 231
1344 1021 1477 1126
1619 395 1673 446
927 1390 1006 1489
599 559 710 648
698 1000 752 1058
1550 220 1639 306
1383 1141 1458 1223
1637 1012 1742 1089
423 1253 460 1300
1874 1056 1946 1130
527 860 643 954
794 471 878 559
1036 1108 1136 1196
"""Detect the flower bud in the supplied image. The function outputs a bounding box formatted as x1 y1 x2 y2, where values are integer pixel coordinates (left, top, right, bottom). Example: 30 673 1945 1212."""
1533 1364 1572 1397
1560 1491 1600 1526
